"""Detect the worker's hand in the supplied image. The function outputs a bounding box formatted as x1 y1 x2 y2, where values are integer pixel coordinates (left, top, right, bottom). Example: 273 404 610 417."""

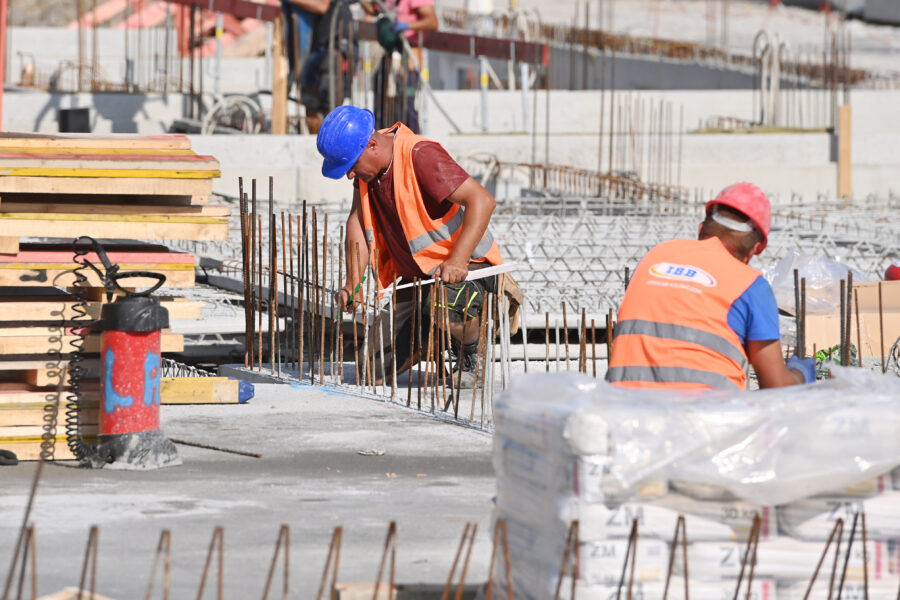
392 20 410 32
433 260 468 284
786 355 816 384
337 284 362 314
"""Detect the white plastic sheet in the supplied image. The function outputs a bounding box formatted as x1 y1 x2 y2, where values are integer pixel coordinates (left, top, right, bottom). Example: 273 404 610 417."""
778 578 900 600
683 538 898 582
496 491 774 543
496 367 900 506
778 492 900 540
766 250 874 315
571 578 776 600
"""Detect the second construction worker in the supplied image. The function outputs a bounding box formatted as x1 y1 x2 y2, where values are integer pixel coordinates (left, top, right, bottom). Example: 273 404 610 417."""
606 182 816 390
316 105 521 386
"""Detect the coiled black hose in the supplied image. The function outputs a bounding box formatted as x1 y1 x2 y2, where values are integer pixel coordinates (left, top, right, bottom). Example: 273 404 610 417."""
63 237 100 462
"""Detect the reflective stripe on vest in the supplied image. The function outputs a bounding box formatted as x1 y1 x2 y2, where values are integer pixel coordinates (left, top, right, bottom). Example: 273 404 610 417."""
358 123 503 289
408 206 464 254
607 237 761 390
410 208 498 273
614 319 748 371
606 366 739 389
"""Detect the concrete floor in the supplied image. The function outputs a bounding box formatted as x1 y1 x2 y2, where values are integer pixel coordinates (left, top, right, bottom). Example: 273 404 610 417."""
0 384 496 599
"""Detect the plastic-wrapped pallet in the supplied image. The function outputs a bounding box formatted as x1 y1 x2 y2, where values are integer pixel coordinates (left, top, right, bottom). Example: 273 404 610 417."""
683 538 898 582
777 578 900 600
571 577 776 600
495 491 775 543
778 492 900 540
493 368 900 599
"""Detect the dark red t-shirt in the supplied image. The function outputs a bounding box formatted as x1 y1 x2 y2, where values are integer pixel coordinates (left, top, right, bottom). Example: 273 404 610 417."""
356 137 470 280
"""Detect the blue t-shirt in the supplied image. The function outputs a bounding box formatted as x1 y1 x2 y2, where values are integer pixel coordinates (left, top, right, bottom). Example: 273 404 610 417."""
727 276 781 345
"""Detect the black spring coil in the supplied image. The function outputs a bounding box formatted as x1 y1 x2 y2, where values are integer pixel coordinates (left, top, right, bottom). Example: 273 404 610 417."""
63 239 99 462
39 310 66 461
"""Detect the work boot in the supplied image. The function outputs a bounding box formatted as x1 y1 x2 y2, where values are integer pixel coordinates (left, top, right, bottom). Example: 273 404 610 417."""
450 340 480 390
0 449 18 466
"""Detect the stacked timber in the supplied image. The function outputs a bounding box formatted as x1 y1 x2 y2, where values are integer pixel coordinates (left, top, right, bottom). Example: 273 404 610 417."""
0 133 233 461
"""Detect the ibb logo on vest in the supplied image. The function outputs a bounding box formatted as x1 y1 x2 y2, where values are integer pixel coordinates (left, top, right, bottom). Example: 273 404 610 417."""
649 262 717 287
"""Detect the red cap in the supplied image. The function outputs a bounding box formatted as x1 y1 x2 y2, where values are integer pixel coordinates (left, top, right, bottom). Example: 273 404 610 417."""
886 261 900 281
706 182 771 254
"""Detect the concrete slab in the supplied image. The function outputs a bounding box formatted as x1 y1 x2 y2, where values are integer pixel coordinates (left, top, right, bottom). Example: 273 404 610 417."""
0 384 496 599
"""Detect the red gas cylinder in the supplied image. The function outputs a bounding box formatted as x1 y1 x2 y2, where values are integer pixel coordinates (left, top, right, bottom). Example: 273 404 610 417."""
886 261 900 281
100 328 162 434
97 295 180 469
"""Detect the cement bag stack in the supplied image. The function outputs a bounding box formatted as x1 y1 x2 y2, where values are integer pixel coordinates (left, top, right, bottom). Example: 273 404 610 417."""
492 367 900 600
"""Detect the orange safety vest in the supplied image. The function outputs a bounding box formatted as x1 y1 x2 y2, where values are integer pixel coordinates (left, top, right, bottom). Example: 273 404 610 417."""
607 237 762 390
359 123 503 290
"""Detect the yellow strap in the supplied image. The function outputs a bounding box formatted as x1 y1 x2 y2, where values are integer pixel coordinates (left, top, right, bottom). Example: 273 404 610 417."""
0 213 226 224
0 262 195 271
0 167 219 179
0 146 195 156
0 435 95 443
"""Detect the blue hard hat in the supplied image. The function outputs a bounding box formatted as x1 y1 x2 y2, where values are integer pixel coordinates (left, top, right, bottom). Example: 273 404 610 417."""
317 106 376 179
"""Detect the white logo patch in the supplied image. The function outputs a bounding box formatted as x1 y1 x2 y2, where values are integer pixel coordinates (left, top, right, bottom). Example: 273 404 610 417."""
649 262 717 287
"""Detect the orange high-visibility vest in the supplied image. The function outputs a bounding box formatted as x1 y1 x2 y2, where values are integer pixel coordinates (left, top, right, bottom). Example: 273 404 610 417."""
607 237 762 390
359 123 503 290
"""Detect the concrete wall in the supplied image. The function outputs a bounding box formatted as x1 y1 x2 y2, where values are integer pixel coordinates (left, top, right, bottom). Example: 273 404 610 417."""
7 27 270 93
2 90 278 134
866 0 900 24
2 89 897 203
427 48 759 93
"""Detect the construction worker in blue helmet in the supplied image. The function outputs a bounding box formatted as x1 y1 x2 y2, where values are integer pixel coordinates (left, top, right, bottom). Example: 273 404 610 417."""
317 105 522 390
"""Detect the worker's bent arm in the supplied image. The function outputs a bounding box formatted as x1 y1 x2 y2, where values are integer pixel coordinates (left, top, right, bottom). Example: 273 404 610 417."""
288 0 330 14
747 339 805 388
359 1 378 16
340 189 371 312
433 177 496 283
409 5 439 31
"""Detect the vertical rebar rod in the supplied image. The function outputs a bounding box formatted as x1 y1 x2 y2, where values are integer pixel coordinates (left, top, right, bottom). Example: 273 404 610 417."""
840 278 847 366
878 281 886 373
311 210 319 384
257 214 264 372
338 227 345 383
320 215 328 382
472 306 487 425
424 284 437 412
269 212 278 377
239 179 249 368
520 302 529 374
580 308 587 373
854 289 862 368
607 308 614 361
800 277 807 361
545 312 550 372
351 244 360 388
250 181 257 369
416 279 424 409
298 211 306 378
794 269 801 357
845 271 853 366
288 214 296 372
391 278 398 400
408 279 418 407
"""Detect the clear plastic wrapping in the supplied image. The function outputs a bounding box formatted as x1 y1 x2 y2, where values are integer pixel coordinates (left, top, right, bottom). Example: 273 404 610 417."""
496 367 900 507
765 249 874 315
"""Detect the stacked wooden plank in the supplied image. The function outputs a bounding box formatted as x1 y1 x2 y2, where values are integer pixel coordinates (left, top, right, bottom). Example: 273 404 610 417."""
0 133 234 461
